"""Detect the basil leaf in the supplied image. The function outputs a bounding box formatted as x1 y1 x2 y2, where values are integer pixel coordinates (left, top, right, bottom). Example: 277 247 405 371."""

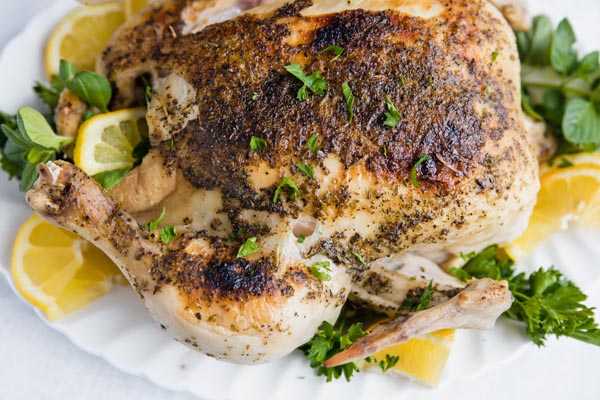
551 19 578 75
92 168 129 190
527 15 553 66
27 148 56 164
562 98 600 145
160 225 177 244
17 107 73 150
59 59 77 83
237 237 260 258
2 124 32 148
20 162 39 192
66 71 112 113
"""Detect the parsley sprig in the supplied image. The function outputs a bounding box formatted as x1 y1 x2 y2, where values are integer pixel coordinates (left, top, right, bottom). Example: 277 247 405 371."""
451 245 600 346
284 63 329 101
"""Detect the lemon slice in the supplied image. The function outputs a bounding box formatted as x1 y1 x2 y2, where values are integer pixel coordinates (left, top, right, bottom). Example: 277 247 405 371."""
125 0 149 18
359 320 455 387
11 214 123 321
74 107 148 176
504 153 600 260
45 2 125 78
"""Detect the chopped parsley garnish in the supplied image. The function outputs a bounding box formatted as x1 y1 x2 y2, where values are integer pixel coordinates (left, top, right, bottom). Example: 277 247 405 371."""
252 92 259 101
381 146 387 156
410 154 430 187
319 45 344 62
160 225 177 244
306 134 321 152
402 280 434 312
300 321 367 382
295 163 314 179
141 75 152 105
383 95 401 128
144 206 166 231
166 138 174 149
250 135 268 151
399 76 406 85
341 82 354 123
491 51 499 62
371 354 400 373
284 63 329 101
310 261 332 282
352 251 366 265
273 177 300 203
236 237 260 258
450 245 600 346
297 234 306 243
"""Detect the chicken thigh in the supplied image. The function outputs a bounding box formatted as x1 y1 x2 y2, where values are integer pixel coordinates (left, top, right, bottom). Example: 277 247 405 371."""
27 0 537 364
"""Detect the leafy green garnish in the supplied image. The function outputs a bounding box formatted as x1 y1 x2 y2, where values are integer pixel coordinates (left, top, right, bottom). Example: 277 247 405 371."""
310 261 332 282
160 225 177 244
306 134 321 152
284 63 328 101
92 168 128 190
144 206 166 231
250 135 268 151
59 59 112 113
491 51 499 62
295 163 314 179
383 95 401 127
297 234 306 243
0 107 74 191
410 154 429 187
402 280 434 312
341 82 354 123
518 16 600 152
374 354 400 373
319 45 344 62
351 251 366 265
450 245 600 346
33 75 65 115
273 177 300 203
301 321 367 382
237 237 260 258
141 75 153 105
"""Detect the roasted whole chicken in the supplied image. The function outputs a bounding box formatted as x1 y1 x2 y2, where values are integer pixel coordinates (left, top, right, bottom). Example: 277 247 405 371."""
27 0 537 365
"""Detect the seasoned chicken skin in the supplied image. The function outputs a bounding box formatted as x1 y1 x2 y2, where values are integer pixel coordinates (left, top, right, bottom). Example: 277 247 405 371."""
27 0 538 364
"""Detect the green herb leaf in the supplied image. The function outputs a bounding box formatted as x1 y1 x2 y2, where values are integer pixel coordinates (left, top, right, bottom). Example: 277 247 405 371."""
526 15 553 66
341 82 354 123
491 51 499 62
414 281 434 312
295 163 314 179
300 321 367 382
140 75 152 105
144 206 166 231
92 168 129 190
160 225 177 244
284 63 328 100
310 261 332 281
410 154 430 187
252 92 259 101
384 95 401 127
297 234 306 243
166 138 174 149
351 251 366 265
562 98 600 145
576 51 599 77
273 176 300 202
550 19 578 75
306 134 321 152
237 237 260 258
250 135 268 151
319 45 344 62
20 162 39 192
17 107 73 150
453 245 600 347
59 59 112 112
33 77 64 112
376 354 400 373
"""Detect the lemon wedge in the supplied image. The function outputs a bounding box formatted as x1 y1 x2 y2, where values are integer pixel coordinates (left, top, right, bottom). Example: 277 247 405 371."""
125 0 149 18
505 152 600 260
11 214 123 321
44 2 125 78
73 107 148 176
359 320 455 387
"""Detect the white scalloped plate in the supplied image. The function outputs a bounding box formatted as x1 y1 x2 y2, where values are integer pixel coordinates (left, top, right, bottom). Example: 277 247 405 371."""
0 1 599 399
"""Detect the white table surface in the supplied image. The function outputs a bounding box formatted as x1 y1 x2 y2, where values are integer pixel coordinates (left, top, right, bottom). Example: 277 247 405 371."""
1 1 600 399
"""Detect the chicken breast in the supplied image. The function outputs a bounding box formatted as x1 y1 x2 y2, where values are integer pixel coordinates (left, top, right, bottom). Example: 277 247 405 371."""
27 0 537 364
